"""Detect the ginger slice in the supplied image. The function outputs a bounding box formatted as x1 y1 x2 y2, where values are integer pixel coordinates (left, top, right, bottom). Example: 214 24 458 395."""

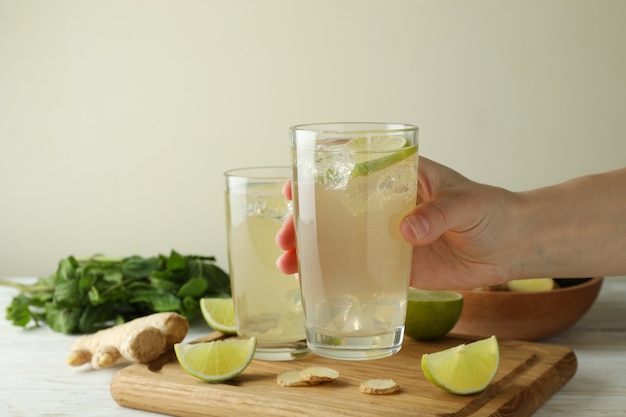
300 366 339 383
359 379 400 395
277 371 312 387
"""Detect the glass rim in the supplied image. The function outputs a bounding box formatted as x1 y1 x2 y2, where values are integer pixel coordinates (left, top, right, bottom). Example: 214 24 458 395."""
223 166 290 181
289 121 418 134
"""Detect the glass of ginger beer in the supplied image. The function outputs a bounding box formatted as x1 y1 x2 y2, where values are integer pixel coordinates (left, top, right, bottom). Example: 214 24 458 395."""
290 123 418 360
224 167 309 361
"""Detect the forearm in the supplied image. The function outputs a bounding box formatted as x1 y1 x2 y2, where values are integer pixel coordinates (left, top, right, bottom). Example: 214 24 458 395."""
514 167 626 279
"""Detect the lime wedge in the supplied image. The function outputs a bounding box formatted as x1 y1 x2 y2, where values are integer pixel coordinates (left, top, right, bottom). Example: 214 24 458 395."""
421 336 500 395
404 288 463 340
200 298 237 334
351 145 417 178
506 278 555 292
174 337 256 382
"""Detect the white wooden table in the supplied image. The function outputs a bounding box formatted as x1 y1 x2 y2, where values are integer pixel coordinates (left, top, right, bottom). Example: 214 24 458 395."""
2 276 625 416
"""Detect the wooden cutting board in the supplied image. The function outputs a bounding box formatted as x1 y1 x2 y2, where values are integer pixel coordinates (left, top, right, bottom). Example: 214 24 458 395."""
111 334 576 417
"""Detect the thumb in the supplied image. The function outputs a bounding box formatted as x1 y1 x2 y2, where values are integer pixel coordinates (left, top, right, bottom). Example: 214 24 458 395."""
400 201 450 246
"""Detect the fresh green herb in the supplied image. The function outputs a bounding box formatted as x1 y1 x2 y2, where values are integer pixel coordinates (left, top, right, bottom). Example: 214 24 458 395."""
1 250 230 334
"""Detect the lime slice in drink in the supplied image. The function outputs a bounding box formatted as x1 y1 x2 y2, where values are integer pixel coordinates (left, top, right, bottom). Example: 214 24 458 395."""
421 335 500 395
174 337 256 382
404 288 464 341
345 136 408 152
200 298 237 334
348 136 417 178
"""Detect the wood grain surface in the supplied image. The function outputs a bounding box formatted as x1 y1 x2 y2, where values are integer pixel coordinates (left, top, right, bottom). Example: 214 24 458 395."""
110 334 576 417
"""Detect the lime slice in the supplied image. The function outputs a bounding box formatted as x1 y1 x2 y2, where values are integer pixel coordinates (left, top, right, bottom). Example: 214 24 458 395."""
351 145 417 178
174 337 256 382
404 288 464 341
200 298 237 334
506 278 555 292
421 335 500 395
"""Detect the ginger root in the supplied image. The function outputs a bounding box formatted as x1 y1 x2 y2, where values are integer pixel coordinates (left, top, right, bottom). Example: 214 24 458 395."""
67 312 189 369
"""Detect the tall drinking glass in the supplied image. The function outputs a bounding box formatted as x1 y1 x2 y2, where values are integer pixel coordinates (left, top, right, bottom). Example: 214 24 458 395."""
224 167 309 361
290 123 418 360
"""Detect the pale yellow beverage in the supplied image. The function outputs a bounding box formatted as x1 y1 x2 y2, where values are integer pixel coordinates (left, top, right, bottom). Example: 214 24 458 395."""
290 123 418 360
224 167 308 361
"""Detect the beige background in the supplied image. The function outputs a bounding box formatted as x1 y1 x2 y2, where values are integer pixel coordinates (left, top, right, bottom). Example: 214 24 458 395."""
1 0 625 277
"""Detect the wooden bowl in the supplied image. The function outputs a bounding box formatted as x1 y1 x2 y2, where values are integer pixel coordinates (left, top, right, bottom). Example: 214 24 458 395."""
450 277 603 341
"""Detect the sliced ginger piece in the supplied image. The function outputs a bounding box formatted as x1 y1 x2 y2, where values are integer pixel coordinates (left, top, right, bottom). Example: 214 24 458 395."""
359 378 400 395
277 370 312 387
300 366 339 383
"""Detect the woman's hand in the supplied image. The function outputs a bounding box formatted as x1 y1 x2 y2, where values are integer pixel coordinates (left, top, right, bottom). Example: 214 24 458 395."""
275 157 520 289
400 157 521 290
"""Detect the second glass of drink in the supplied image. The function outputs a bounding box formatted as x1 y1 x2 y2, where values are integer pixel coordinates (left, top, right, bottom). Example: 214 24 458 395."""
224 166 309 361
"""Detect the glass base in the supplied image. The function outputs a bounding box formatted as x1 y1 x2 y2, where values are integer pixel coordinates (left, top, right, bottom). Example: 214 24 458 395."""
305 327 404 361
252 339 311 361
